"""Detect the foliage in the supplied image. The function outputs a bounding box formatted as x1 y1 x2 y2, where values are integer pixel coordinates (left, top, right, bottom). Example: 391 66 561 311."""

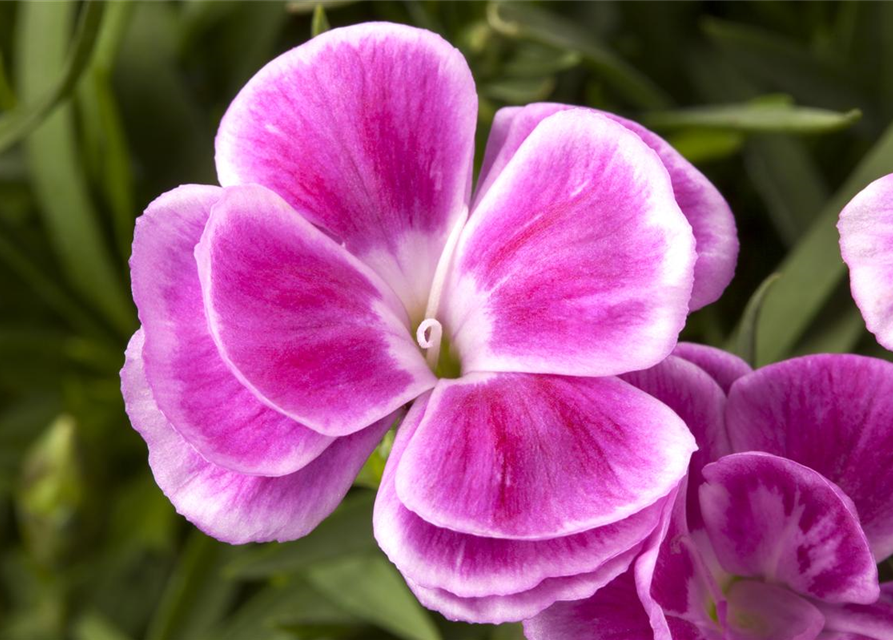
1 1 891 638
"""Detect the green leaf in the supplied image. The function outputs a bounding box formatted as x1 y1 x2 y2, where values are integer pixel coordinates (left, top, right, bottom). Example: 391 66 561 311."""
666 129 744 164
306 554 441 640
487 2 671 109
643 101 861 134
312 4 331 37
206 578 359 640
224 491 377 579
744 135 829 245
73 612 136 640
728 273 781 367
756 120 893 365
146 533 237 640
481 76 556 105
0 1 105 153
15 1 134 336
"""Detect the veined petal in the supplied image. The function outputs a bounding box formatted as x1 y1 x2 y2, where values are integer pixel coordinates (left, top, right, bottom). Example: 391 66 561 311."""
700 453 878 604
196 185 436 437
216 22 477 319
375 393 665 598
723 580 824 640
122 330 393 544
817 582 893 640
838 174 893 351
672 342 752 395
406 544 641 624
726 355 893 560
622 355 729 528
130 185 332 476
445 109 696 377
474 103 737 311
395 372 695 540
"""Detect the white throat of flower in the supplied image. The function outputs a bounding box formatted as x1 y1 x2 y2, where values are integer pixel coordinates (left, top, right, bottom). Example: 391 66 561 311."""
416 206 468 371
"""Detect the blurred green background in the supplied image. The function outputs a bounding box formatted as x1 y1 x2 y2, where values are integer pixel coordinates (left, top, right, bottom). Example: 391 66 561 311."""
2 1 893 639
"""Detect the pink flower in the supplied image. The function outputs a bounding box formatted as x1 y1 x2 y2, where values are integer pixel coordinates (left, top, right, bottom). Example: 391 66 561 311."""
527 350 893 639
839 174 893 350
121 23 737 622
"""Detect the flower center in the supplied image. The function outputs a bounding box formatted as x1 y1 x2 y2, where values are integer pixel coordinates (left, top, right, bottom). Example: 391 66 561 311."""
416 318 461 379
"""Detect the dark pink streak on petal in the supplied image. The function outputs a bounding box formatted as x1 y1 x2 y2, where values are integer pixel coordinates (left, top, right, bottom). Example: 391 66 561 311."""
197 184 435 437
122 330 393 544
216 23 477 316
130 184 332 476
396 372 695 540
700 452 878 604
726 354 893 560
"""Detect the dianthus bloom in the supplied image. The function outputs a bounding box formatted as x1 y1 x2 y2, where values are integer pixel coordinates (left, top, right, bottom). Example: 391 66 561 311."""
839 174 893 350
121 23 738 622
527 351 893 639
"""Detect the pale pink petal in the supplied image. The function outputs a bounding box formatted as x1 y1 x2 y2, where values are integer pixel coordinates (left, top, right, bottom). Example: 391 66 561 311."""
395 372 695 539
838 174 893 351
216 23 477 319
700 453 878 604
723 580 824 640
374 393 665 599
726 355 893 560
406 544 642 624
672 342 752 395
622 355 729 528
473 103 737 310
122 330 393 544
816 582 893 640
195 184 436 437
444 109 696 378
130 185 332 476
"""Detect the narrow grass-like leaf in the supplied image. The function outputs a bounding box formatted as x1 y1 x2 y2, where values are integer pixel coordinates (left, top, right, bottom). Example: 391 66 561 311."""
73 612 135 640
16 2 134 336
728 273 781 366
666 129 744 164
487 2 671 109
146 533 237 640
644 101 861 134
224 491 377 579
756 121 893 364
745 136 828 245
0 1 105 153
311 5 331 37
306 554 442 640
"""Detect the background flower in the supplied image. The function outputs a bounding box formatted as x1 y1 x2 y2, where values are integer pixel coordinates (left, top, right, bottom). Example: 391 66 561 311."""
526 352 893 640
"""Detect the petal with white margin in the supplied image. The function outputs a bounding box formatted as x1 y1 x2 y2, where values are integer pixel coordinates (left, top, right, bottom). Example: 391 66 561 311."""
838 174 893 351
130 184 332 476
216 23 477 319
395 372 695 539
700 452 878 604
122 330 393 544
196 184 436 437
445 108 696 377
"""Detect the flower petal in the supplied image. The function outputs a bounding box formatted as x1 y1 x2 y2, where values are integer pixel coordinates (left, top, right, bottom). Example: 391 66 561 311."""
215 23 477 319
395 372 696 539
622 355 729 528
700 452 878 604
445 108 696 377
523 571 660 640
375 393 665 598
817 582 893 640
196 184 436 437
723 580 825 640
473 103 737 310
130 185 332 476
838 174 893 351
122 330 393 544
406 544 642 624
726 354 893 560
672 342 752 395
